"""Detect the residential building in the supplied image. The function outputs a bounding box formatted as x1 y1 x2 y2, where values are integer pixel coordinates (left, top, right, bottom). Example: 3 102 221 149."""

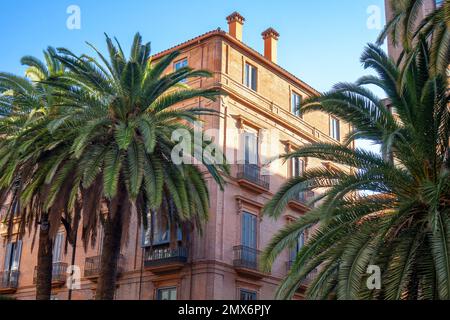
0 12 350 300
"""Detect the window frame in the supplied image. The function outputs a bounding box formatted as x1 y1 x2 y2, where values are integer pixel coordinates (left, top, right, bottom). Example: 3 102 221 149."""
173 58 188 83
4 240 22 271
291 91 302 118
141 210 182 248
291 158 305 178
289 231 306 261
239 289 258 301
244 62 257 91
241 211 258 250
330 116 341 141
243 130 259 166
52 232 65 263
156 286 178 300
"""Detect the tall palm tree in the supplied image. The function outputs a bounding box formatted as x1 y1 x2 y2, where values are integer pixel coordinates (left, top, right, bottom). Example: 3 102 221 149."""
48 33 229 299
0 49 80 300
378 0 449 74
261 41 450 300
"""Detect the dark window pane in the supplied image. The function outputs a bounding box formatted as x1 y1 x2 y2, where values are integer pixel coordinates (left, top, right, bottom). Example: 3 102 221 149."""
240 289 257 300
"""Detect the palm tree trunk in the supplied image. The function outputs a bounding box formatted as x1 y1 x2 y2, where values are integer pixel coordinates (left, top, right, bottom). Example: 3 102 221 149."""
36 214 53 300
170 223 177 249
95 206 123 300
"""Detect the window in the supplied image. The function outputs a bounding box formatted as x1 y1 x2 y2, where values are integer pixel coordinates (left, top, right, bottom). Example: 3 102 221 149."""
291 92 302 117
174 58 188 83
240 289 257 301
157 287 177 300
4 240 22 272
289 232 305 262
243 130 258 165
291 158 305 178
52 232 64 263
174 58 188 71
142 210 182 247
241 212 257 249
244 63 257 91
12 200 20 216
98 224 104 254
330 117 340 141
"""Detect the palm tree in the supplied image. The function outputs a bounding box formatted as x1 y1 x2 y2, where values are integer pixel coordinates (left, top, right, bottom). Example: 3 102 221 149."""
48 33 229 299
261 41 450 300
378 0 449 74
0 49 81 300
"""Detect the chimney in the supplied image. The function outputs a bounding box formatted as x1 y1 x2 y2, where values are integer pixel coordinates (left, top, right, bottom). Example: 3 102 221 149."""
226 12 245 42
262 28 280 64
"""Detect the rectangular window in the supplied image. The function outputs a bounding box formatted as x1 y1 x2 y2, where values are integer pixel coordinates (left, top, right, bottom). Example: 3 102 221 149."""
52 232 64 263
241 212 257 249
98 224 104 254
291 92 302 117
4 240 22 271
142 210 182 247
174 58 188 83
330 117 340 141
174 58 188 71
157 287 177 300
12 200 20 216
290 232 305 261
244 63 257 91
291 158 305 178
240 289 257 301
243 131 258 165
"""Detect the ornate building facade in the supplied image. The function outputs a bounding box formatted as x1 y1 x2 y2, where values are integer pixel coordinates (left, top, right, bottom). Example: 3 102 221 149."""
0 12 350 300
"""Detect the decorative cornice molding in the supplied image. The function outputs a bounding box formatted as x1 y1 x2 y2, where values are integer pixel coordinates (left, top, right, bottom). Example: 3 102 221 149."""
231 114 267 130
235 195 264 210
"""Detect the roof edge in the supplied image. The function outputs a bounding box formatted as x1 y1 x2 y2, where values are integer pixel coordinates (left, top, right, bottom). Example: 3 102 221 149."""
151 29 319 96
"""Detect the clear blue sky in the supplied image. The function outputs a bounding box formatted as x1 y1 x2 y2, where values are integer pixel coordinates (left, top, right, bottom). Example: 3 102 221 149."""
1 0 386 91
1 0 386 150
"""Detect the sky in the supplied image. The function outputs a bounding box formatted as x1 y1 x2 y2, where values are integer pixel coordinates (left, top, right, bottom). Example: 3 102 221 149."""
0 0 387 150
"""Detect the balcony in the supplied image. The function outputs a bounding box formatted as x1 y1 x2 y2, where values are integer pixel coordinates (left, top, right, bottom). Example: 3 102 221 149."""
33 262 68 287
0 270 19 294
236 164 270 193
288 191 315 212
286 262 318 286
233 245 265 279
144 246 188 274
84 254 125 280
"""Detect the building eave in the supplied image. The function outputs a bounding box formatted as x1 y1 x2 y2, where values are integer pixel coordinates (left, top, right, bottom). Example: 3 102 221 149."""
151 29 320 96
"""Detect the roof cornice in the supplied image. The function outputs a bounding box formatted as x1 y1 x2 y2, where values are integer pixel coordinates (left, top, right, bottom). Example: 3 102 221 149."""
151 29 319 96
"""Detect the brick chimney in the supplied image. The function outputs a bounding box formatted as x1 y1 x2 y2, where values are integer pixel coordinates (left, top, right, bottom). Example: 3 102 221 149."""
226 12 245 42
262 28 280 64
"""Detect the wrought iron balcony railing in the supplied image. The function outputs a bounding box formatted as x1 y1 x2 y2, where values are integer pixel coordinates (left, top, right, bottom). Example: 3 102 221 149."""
291 191 315 207
144 246 188 268
33 262 68 285
84 254 125 278
233 245 261 271
236 164 270 191
0 270 19 291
